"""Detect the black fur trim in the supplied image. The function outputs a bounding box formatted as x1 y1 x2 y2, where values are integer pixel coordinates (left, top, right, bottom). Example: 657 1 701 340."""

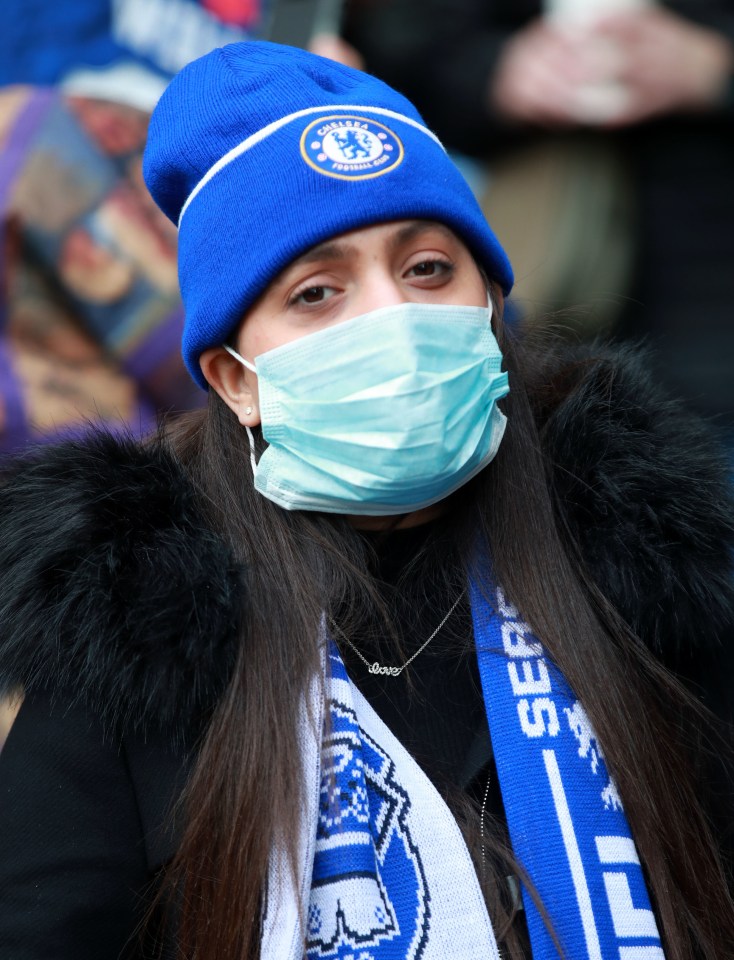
535 344 734 661
0 433 243 735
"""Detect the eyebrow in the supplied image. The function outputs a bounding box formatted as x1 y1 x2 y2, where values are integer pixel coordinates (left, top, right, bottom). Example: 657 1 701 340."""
291 240 359 267
389 220 459 249
288 221 460 272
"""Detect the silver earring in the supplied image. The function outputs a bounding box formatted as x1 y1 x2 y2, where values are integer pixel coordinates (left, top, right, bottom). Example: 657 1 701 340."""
245 406 253 416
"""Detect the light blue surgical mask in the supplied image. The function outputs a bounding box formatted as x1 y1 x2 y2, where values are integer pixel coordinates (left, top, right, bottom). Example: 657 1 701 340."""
224 300 509 515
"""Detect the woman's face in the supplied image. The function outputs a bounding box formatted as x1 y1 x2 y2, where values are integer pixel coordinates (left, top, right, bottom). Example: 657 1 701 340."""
201 219 489 422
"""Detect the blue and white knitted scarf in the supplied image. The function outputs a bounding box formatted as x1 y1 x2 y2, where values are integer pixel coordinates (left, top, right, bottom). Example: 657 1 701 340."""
261 580 666 960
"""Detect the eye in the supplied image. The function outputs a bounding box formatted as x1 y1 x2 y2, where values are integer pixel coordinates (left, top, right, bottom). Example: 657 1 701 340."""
406 258 453 279
289 284 336 307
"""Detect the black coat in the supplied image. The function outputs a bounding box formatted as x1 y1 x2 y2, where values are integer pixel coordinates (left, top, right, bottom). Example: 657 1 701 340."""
1 345 733 959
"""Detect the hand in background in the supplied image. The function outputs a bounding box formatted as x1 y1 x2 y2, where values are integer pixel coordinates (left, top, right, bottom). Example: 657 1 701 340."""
596 8 734 125
490 8 733 129
309 33 365 71
489 18 599 127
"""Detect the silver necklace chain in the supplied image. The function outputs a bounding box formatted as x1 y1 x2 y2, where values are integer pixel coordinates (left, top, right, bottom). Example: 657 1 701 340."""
480 769 492 881
329 588 466 678
480 770 522 911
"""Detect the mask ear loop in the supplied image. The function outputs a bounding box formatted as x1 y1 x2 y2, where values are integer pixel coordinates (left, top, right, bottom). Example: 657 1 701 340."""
244 426 258 477
223 343 259 477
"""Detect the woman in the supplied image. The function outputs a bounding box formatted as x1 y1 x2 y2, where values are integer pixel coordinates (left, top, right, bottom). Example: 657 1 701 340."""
0 41 733 960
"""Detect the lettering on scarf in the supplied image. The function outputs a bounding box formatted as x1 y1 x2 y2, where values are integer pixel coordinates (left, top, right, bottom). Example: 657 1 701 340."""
472 584 666 959
496 586 560 739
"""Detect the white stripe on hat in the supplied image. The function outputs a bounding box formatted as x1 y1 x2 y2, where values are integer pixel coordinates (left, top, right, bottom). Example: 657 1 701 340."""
178 104 445 226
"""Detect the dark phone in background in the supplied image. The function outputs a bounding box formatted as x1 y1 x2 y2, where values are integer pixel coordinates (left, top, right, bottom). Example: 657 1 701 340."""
268 0 344 46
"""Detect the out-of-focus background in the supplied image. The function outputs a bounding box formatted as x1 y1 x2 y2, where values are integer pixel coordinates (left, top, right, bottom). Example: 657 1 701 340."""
1 0 733 748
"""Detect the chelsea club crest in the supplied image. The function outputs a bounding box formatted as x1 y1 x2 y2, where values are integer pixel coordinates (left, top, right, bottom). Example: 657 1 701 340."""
306 693 431 960
301 116 404 181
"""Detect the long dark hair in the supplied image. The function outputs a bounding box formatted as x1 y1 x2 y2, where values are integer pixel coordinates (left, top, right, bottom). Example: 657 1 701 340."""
157 294 734 959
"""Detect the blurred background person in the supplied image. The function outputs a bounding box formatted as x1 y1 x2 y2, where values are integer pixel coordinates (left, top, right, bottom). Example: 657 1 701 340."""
0 0 345 453
0 0 270 453
343 0 734 444
0 89 199 450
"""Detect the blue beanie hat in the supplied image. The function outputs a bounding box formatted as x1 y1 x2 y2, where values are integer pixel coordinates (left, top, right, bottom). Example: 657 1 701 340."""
143 41 514 389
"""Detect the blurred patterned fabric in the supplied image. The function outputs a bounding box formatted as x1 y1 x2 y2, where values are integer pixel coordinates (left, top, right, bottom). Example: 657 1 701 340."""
0 0 267 91
0 88 202 452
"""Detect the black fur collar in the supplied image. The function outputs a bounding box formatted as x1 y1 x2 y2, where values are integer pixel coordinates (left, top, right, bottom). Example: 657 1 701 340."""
1 345 732 733
0 434 243 734
530 344 734 661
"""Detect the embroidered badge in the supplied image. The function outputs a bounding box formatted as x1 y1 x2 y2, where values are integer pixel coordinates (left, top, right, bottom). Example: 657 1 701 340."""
301 115 404 181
